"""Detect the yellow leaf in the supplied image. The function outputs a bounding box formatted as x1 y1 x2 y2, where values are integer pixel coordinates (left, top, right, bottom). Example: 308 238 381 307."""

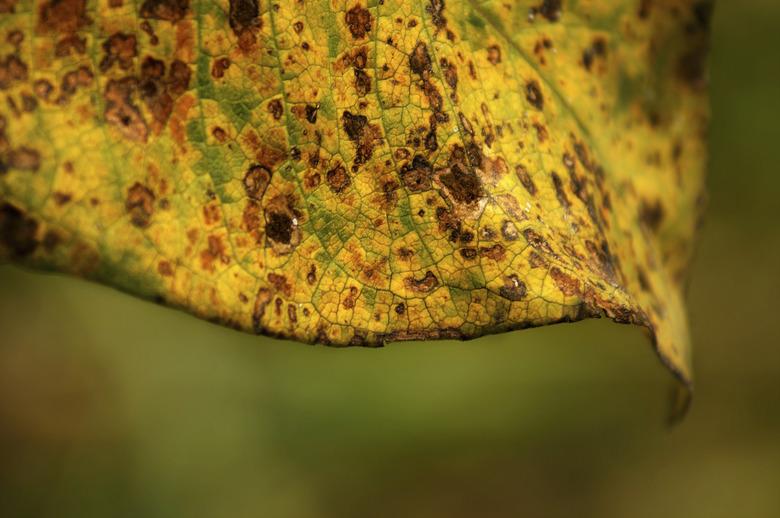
0 0 709 391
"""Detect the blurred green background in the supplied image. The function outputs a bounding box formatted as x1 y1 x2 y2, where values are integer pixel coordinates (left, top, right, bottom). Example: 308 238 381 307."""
2 2 779 517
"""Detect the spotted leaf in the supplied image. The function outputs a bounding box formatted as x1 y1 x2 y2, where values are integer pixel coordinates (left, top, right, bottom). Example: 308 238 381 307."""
0 0 709 395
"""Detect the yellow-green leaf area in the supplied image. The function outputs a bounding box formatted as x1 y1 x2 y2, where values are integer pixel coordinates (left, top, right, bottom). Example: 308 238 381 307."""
0 0 709 387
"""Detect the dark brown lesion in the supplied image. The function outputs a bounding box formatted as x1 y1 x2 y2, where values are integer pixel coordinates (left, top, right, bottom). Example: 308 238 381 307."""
638 198 664 233
100 33 138 72
523 228 557 258
125 182 155 228
55 34 87 58
409 42 432 77
354 68 371 96
10 144 38 170
199 234 230 271
525 80 544 110
56 65 94 104
252 287 273 333
267 99 283 120
104 78 148 142
515 164 537 195
0 203 38 258
139 0 189 22
243 164 271 200
582 37 607 72
326 163 351 194
551 171 570 209
549 266 581 297
265 211 294 244
341 111 380 168
405 270 439 293
437 144 484 205
0 54 28 90
345 5 373 40
259 194 302 254
479 243 506 261
487 44 501 65
37 0 91 34
498 274 526 301
0 0 19 13
529 0 562 23
399 155 433 191
229 0 260 33
426 0 447 31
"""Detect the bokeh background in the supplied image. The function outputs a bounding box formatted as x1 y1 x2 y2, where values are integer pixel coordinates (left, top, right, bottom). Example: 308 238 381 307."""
2 2 779 517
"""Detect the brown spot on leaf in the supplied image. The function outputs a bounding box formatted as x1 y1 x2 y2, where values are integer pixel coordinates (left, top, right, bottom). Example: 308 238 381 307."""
523 228 556 257
5 147 41 171
405 271 439 293
410 42 432 77
549 266 581 297
228 0 260 36
551 171 570 209
37 0 91 34
515 164 537 195
345 5 372 39
167 59 191 95
267 99 283 120
52 192 72 206
342 110 367 141
487 45 501 65
529 0 562 22
55 34 87 57
326 163 351 194
243 164 271 200
138 57 174 127
459 247 477 260
499 275 526 301
125 182 155 228
0 203 38 258
639 199 664 232
0 54 28 89
341 111 380 166
441 58 458 91
211 57 230 78
305 103 318 123
582 37 607 71
304 171 321 190
140 0 189 22
354 68 371 96
501 220 518 241
33 79 54 100
252 287 273 332
158 260 174 276
426 0 447 30
100 33 137 72
525 80 544 110
105 77 148 142
400 155 433 191
342 286 358 309
265 211 294 244
267 272 292 297
439 149 483 205
479 244 506 261
0 0 19 13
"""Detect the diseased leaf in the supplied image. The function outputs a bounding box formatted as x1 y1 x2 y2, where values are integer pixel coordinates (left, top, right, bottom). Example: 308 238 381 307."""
0 1 709 389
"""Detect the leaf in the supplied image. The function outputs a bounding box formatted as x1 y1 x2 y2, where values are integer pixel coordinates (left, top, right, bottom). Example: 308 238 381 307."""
0 0 709 388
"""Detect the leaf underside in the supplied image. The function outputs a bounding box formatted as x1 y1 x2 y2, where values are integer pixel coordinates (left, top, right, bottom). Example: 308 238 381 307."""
0 0 709 387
